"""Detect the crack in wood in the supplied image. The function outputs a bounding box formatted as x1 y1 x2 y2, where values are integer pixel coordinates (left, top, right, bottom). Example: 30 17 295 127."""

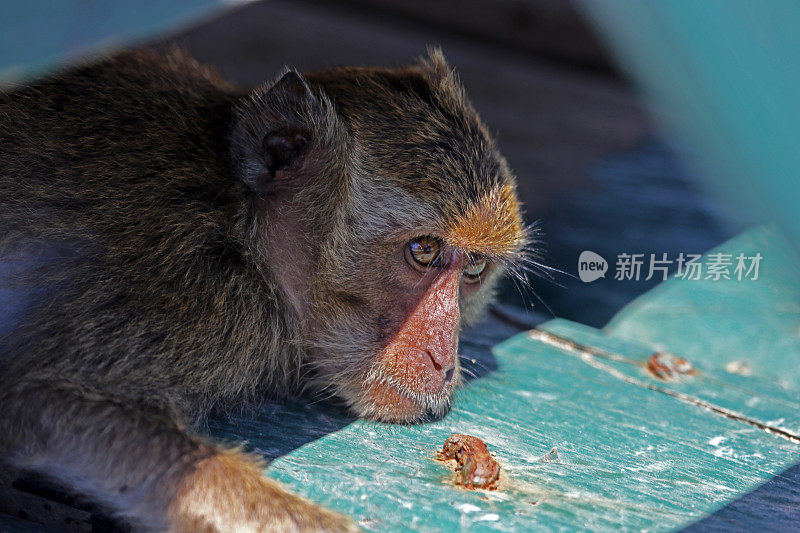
529 329 800 447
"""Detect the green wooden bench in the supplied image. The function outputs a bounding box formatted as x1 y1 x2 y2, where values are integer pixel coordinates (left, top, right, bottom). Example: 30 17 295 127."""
208 227 799 531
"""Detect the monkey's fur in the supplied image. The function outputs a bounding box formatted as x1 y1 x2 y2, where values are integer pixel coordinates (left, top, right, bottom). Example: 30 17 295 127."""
0 48 526 530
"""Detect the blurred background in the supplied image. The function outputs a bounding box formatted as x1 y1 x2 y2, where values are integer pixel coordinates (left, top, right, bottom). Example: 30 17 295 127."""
0 0 784 329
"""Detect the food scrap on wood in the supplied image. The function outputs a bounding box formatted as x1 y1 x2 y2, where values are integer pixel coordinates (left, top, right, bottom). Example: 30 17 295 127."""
645 352 697 381
436 433 501 490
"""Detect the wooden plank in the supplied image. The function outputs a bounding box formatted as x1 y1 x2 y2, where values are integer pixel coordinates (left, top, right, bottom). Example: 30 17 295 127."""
0 467 92 533
0 0 224 87
209 328 798 531
606 227 800 393
207 228 800 530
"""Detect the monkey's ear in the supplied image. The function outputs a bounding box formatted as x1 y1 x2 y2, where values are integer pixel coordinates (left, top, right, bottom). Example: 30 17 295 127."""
230 69 327 194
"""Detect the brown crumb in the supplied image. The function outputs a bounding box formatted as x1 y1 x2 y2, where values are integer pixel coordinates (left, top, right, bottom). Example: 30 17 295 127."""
645 352 697 381
436 434 500 489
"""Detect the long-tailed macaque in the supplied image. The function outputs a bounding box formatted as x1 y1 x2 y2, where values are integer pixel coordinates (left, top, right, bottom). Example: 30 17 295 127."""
0 47 528 531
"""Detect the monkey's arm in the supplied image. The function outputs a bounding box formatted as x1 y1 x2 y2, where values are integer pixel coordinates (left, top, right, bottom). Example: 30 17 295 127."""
0 376 356 532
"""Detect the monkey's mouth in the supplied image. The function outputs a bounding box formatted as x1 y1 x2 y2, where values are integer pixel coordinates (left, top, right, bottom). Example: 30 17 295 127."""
356 367 459 424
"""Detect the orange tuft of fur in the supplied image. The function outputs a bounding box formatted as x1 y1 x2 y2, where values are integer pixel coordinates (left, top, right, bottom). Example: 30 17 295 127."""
444 184 525 257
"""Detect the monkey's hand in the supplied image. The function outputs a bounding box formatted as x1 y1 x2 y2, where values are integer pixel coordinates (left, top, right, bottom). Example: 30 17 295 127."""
169 448 359 533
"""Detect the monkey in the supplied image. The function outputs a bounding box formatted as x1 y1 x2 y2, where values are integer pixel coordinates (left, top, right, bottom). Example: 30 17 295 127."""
0 47 528 531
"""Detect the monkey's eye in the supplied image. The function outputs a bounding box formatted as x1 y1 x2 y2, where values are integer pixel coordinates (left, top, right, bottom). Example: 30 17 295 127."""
463 255 487 282
406 236 442 268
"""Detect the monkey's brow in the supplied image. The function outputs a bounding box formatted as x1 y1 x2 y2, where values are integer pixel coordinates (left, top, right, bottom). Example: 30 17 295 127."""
443 184 526 258
455 242 527 263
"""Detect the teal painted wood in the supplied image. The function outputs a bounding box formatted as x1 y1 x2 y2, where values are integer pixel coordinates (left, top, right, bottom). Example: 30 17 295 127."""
208 228 800 531
539 318 800 450
0 0 222 86
605 227 800 397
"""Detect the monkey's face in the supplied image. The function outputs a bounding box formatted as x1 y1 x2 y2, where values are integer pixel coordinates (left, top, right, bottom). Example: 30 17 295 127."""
303 182 525 424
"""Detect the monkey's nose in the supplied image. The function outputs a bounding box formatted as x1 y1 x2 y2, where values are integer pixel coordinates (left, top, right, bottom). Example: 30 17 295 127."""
424 350 456 392
428 350 443 372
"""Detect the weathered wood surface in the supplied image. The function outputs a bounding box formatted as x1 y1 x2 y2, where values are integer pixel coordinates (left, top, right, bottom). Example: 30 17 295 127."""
207 228 800 531
0 0 221 87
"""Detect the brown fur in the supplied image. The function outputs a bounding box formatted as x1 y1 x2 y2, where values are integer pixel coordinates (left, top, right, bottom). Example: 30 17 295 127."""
0 47 526 530
170 449 353 532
